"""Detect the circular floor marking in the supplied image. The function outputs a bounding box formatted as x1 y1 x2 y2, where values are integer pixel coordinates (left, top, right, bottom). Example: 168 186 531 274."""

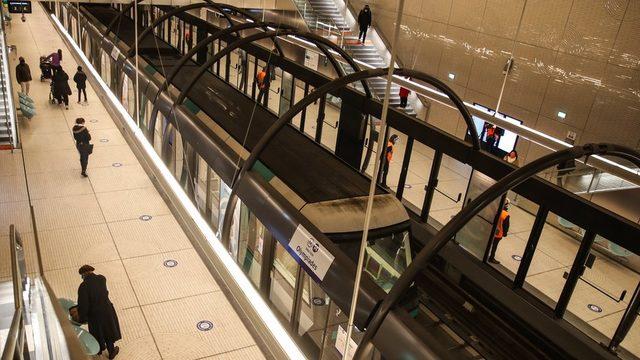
587 304 603 313
100 138 109 143
404 184 412 189
163 259 178 268
89 119 98 123
197 320 214 331
511 255 522 261
312 297 326 306
139 215 153 221
112 162 122 167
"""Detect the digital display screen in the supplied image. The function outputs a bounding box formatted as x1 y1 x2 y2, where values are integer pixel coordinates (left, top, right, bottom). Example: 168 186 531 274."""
8 0 31 13
469 104 522 154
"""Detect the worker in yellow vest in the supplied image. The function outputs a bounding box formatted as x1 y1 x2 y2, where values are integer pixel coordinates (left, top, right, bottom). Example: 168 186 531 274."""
488 199 511 264
381 134 399 187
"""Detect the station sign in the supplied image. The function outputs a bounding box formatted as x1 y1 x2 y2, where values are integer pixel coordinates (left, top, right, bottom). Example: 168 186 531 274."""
287 225 335 282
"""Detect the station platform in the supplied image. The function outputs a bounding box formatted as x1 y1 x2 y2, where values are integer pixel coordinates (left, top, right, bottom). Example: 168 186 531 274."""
0 4 266 359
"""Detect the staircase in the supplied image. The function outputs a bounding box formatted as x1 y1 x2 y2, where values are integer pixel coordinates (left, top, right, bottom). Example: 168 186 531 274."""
291 0 416 116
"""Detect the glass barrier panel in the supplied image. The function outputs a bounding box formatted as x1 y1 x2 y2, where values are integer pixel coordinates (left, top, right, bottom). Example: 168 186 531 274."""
237 206 266 288
320 94 340 151
524 211 583 305
296 273 331 359
568 236 640 358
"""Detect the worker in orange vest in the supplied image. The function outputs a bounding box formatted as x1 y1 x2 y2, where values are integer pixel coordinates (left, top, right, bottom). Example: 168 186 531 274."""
256 67 270 106
381 134 399 187
488 199 511 264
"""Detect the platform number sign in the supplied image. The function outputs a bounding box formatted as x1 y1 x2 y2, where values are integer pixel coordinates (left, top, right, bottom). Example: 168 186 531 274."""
8 0 31 14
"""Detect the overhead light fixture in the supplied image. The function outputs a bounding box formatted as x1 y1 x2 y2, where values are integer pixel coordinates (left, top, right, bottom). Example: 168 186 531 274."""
557 111 567 119
448 73 456 80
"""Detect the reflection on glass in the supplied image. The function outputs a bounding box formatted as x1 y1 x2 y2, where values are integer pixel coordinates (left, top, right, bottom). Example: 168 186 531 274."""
270 242 299 323
364 231 411 292
296 273 331 358
237 208 266 288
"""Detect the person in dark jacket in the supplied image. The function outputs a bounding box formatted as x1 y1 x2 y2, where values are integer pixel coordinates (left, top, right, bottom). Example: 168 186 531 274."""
73 66 88 103
357 5 372 44
76 265 121 359
380 134 398 187
15 57 32 95
52 67 72 109
73 118 92 177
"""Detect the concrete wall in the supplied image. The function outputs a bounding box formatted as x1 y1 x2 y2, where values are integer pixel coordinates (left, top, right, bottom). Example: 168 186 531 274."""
349 0 640 165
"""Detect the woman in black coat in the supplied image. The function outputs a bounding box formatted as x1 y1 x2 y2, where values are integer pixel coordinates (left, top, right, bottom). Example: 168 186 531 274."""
52 67 72 109
77 265 121 359
15 57 32 95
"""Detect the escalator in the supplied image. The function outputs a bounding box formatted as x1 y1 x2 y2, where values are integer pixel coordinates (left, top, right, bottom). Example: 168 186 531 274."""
1 225 91 359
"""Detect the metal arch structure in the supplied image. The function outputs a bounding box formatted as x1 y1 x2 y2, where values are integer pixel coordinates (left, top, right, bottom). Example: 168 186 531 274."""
125 1 284 59
218 68 481 249
102 0 144 38
352 143 640 359
174 27 373 106
146 21 364 139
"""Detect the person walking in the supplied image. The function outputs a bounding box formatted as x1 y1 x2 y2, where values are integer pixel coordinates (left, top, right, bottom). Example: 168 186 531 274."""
15 57 32 95
46 49 63 75
256 67 270 106
237 48 248 91
380 134 398 187
52 66 72 109
73 66 88 103
399 86 410 108
488 200 511 264
75 265 121 359
357 5 372 44
73 118 92 177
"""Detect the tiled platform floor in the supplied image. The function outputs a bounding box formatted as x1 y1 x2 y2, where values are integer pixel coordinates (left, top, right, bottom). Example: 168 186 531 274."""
0 4 265 359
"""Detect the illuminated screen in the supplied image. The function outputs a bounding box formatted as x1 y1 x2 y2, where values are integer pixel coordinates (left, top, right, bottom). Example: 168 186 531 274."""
469 105 522 153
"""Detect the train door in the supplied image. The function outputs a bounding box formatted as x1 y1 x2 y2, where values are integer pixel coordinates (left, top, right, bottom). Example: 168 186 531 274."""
269 241 301 325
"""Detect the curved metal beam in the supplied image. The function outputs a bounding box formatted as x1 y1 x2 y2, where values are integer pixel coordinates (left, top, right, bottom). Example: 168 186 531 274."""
352 143 640 359
125 1 283 58
219 68 480 250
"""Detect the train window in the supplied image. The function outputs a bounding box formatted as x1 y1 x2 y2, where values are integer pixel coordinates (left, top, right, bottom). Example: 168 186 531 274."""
153 113 165 156
296 273 331 358
269 242 300 323
207 169 221 233
237 207 267 288
364 230 411 292
100 50 111 88
174 131 184 180
194 156 208 216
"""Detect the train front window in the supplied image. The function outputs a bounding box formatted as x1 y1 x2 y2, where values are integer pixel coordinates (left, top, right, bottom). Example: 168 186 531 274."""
364 230 412 293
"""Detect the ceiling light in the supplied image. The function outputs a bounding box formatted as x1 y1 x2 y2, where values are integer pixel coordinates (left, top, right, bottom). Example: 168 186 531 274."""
557 111 566 119
448 73 456 80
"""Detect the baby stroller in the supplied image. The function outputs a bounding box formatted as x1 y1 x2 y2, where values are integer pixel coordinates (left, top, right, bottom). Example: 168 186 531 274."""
40 56 52 81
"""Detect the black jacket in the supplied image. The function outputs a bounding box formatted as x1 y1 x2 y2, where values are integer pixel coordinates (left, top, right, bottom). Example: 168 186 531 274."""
73 124 91 144
77 274 122 345
52 70 72 97
73 71 87 89
15 63 32 83
358 8 372 28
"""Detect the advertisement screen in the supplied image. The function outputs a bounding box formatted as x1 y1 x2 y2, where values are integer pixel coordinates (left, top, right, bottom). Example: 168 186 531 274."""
469 104 522 154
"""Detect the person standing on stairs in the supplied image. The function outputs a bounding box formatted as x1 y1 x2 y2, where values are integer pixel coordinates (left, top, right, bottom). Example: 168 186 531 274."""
15 57 32 95
358 5 372 44
399 85 410 108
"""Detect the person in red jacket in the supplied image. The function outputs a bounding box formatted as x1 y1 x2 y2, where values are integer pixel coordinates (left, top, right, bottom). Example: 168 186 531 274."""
399 86 410 108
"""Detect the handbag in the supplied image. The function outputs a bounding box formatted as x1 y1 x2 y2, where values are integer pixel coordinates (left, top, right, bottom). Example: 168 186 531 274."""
77 143 94 155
